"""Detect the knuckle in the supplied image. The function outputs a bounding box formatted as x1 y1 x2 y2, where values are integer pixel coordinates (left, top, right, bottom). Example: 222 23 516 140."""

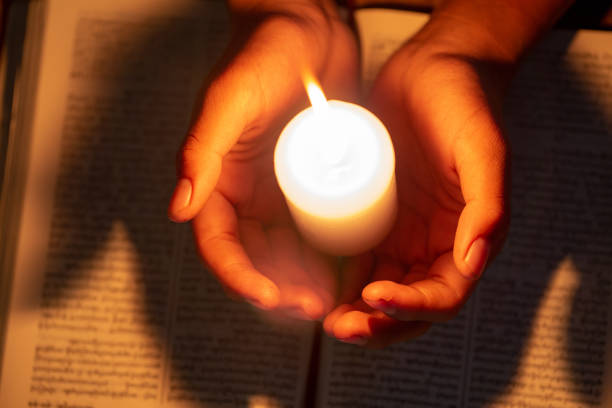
182 132 200 153
177 133 201 166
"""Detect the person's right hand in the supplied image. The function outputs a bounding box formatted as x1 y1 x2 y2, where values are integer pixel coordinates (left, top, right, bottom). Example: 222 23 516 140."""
167 0 359 319
323 36 511 347
322 0 571 347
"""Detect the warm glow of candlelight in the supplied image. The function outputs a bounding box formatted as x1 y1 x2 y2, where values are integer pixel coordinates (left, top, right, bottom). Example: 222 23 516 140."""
304 80 348 167
306 81 328 112
275 78 397 255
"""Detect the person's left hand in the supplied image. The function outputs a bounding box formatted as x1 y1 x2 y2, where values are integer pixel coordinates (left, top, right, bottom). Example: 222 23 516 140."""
168 1 360 320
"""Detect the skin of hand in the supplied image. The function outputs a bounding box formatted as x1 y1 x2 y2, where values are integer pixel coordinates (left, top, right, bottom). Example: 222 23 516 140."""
323 0 573 348
167 0 359 320
323 35 510 348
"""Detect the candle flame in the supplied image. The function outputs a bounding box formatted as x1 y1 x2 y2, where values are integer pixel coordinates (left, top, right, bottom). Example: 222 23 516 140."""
306 80 328 112
302 75 348 168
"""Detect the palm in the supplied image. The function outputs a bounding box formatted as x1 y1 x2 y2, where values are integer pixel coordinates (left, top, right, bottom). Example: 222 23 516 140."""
212 133 336 319
373 53 470 275
373 143 463 280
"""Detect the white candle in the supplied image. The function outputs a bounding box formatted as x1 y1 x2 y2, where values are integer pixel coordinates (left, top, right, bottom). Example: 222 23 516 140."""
274 83 397 256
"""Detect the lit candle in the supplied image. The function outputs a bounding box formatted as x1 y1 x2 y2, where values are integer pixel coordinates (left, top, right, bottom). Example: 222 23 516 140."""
274 81 397 256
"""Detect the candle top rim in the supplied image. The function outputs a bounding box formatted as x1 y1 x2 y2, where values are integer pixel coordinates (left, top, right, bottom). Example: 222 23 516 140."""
274 100 395 218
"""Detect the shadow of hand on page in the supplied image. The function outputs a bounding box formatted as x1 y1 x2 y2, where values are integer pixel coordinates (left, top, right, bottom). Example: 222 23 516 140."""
23 3 314 407
467 30 612 406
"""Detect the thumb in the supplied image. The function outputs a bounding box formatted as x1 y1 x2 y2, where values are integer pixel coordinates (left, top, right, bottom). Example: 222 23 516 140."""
167 67 255 222
168 45 303 222
167 17 324 223
453 107 509 280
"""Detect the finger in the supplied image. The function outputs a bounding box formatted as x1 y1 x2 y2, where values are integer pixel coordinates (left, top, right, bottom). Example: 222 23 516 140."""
278 285 326 320
360 262 427 316
453 105 509 279
167 73 251 223
268 226 326 319
193 191 280 309
336 253 373 305
169 17 319 223
239 218 274 275
301 245 337 315
328 306 431 348
323 299 371 338
362 252 475 322
323 304 354 338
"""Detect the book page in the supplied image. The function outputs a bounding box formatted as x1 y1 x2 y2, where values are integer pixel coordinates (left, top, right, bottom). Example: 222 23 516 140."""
0 1 315 407
474 29 612 408
316 9 612 408
356 8 428 91
0 0 43 372
316 304 476 407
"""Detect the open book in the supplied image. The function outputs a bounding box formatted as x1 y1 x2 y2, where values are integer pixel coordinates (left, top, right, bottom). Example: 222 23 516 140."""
1 1 611 407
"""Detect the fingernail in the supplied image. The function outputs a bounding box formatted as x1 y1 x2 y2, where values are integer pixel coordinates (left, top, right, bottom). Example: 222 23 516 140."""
464 237 491 280
247 297 275 311
339 336 367 346
171 178 192 214
379 304 396 315
365 299 396 315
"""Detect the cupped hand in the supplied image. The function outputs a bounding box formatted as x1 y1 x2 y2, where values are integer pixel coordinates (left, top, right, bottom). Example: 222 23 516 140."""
167 1 359 319
324 22 512 347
